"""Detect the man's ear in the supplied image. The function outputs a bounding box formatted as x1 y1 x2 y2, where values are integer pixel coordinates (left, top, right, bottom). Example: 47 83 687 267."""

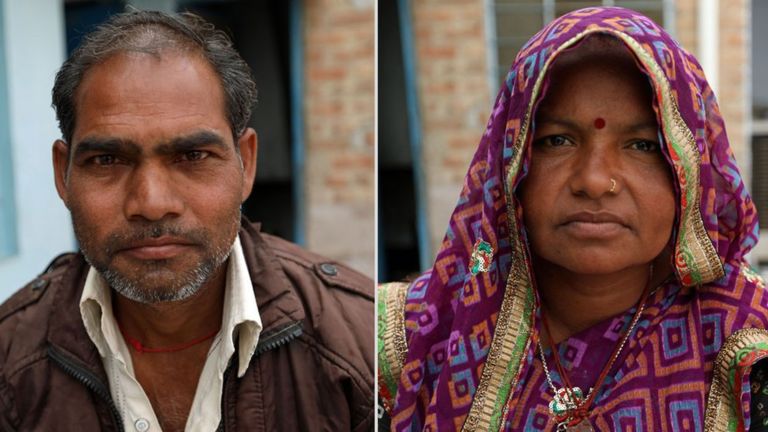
52 140 70 207
237 128 258 202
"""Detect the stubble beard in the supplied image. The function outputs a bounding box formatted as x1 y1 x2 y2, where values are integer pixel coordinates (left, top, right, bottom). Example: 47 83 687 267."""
95 245 231 303
72 211 240 305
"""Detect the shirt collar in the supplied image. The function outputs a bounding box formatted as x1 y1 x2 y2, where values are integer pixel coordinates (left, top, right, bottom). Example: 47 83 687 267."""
79 235 262 377
222 235 262 377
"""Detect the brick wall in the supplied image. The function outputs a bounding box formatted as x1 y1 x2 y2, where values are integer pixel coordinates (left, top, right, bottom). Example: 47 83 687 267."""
411 0 491 260
717 0 750 176
675 0 750 175
304 0 375 277
675 0 697 53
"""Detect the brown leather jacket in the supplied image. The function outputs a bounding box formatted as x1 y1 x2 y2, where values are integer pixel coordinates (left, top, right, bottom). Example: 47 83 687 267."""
0 221 374 431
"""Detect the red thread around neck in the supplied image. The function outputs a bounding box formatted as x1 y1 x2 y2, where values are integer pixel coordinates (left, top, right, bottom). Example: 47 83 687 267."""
118 324 219 354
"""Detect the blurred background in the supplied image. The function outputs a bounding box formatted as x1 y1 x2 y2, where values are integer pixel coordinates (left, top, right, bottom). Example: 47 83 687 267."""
0 0 374 301
0 0 764 296
379 0 768 281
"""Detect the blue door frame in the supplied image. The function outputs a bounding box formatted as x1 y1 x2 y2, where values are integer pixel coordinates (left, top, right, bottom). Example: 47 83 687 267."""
397 0 431 270
290 0 306 245
0 0 18 259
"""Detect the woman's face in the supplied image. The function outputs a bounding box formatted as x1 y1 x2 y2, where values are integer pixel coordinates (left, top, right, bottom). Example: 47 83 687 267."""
519 47 676 276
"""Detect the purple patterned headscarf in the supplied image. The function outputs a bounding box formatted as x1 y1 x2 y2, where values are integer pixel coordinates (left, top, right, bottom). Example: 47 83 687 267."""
380 6 763 431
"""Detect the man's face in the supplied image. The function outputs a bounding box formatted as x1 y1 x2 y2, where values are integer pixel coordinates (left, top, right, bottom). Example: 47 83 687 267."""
53 51 257 303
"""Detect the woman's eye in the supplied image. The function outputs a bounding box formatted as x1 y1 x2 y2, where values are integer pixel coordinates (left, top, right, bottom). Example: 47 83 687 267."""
629 140 660 152
535 135 572 147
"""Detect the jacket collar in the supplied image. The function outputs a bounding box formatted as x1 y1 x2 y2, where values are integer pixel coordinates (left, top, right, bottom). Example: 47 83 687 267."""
237 220 306 338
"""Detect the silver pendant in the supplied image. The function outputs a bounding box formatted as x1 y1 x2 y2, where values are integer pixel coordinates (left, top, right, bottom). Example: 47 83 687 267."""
548 387 584 416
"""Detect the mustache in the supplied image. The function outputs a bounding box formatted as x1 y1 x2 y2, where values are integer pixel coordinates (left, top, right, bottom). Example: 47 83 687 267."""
103 224 209 255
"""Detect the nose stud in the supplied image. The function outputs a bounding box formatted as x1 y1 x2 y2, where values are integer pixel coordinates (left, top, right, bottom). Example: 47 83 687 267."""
609 178 617 194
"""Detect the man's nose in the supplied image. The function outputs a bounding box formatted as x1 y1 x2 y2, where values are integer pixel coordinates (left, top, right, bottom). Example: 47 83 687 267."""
568 144 620 199
123 162 184 221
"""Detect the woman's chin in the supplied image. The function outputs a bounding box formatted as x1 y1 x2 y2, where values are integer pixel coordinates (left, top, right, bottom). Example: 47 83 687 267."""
535 252 655 278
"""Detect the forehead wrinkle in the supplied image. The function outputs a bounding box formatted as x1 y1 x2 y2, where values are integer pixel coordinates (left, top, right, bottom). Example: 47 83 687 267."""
625 121 659 134
537 116 658 131
73 51 226 123
535 114 580 130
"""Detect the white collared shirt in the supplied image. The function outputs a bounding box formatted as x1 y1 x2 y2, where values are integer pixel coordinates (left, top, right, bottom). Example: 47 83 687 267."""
79 236 262 432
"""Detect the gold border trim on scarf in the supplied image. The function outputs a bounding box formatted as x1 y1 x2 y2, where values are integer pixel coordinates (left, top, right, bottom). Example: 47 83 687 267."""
463 199 534 430
378 281 409 410
613 33 723 286
463 32 561 431
462 27 724 432
704 328 768 431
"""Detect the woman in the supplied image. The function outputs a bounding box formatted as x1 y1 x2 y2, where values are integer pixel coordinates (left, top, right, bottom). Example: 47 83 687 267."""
378 7 768 431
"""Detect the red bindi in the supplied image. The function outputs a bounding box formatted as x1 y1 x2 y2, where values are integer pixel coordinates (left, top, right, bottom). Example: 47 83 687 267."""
594 118 606 129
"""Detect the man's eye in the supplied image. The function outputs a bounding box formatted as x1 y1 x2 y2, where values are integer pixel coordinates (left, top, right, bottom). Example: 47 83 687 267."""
92 155 117 166
180 150 209 162
629 140 660 152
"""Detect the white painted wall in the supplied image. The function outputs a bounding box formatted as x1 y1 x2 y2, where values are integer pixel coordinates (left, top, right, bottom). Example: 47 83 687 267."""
0 0 74 301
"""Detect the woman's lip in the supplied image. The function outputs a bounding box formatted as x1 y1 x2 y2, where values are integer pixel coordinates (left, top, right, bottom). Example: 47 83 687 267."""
120 244 193 260
562 211 627 225
560 221 628 238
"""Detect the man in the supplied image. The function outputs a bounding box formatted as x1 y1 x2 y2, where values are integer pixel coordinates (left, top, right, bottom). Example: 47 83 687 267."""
0 10 373 432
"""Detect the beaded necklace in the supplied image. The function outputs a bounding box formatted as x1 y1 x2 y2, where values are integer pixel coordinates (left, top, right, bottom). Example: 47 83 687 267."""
537 267 653 431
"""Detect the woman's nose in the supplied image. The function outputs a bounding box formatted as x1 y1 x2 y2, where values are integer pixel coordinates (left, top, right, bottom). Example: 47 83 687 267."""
568 144 620 199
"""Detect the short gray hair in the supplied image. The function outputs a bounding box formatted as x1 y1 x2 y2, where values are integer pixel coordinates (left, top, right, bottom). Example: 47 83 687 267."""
52 10 257 144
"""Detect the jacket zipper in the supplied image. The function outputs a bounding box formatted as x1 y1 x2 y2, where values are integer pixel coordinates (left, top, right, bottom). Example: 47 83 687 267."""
47 345 125 432
253 321 303 357
216 321 303 431
47 321 302 432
